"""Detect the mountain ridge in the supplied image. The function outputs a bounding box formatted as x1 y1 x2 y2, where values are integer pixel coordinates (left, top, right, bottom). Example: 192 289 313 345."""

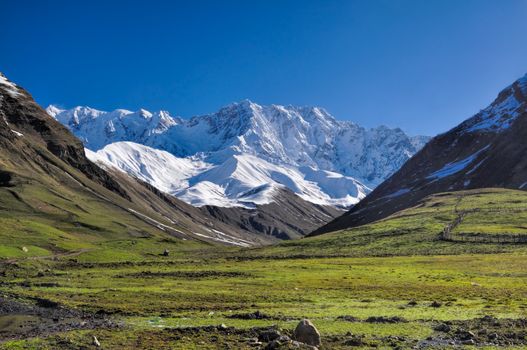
49 101 429 209
312 72 527 235
47 100 429 188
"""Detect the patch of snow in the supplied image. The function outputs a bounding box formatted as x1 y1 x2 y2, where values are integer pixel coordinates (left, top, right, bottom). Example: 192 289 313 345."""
0 74 21 97
191 230 253 247
520 182 527 189
127 208 186 236
461 73 527 134
427 146 490 180
384 188 411 199
466 158 487 175
10 129 23 137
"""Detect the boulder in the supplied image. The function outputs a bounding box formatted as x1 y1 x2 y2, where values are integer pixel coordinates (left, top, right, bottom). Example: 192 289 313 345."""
293 319 321 346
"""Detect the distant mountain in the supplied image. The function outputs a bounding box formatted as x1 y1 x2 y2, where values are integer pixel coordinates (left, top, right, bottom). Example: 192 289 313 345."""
312 73 527 235
49 101 429 208
1 72 338 246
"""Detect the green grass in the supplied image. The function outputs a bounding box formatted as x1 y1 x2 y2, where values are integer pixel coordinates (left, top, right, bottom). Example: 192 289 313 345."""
236 188 527 258
1 188 527 348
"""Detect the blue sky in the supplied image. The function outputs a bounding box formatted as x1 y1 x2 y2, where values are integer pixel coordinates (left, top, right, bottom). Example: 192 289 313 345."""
2 0 527 135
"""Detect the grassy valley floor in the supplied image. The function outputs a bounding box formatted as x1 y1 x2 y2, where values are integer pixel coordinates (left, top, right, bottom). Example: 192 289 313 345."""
1 188 527 349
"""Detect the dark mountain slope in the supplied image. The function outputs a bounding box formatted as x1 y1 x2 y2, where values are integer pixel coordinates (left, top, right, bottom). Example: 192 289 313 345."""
0 73 264 253
0 74 127 198
201 187 342 240
312 73 527 235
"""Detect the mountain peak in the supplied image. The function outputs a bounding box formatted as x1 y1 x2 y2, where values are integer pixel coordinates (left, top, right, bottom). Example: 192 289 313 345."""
456 72 527 134
52 100 429 189
45 104 65 117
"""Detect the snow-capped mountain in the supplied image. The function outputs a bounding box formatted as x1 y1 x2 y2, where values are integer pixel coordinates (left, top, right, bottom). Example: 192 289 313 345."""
49 101 429 208
313 73 527 235
87 142 368 208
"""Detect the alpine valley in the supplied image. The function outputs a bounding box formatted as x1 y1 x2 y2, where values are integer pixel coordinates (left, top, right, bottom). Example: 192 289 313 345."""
3 71 527 350
46 101 428 239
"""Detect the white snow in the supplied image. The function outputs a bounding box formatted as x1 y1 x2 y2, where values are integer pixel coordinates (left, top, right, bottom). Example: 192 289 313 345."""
427 146 490 180
127 208 254 246
191 230 252 247
10 130 23 137
0 74 21 97
55 100 428 209
461 73 527 134
50 101 429 189
466 158 486 175
88 142 370 208
384 188 411 199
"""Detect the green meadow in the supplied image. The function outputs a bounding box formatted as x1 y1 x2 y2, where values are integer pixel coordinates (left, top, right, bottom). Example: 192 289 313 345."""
1 188 527 349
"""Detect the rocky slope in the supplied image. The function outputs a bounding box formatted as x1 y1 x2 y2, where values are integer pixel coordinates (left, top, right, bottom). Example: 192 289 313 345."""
312 73 527 235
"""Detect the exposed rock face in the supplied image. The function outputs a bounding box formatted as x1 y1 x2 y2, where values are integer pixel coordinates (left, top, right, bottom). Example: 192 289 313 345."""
312 73 527 235
293 319 321 347
200 187 343 240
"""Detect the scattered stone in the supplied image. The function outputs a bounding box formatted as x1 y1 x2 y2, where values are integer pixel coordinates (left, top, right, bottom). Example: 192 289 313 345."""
481 315 498 324
337 315 359 322
228 310 272 320
364 316 407 323
430 301 442 308
218 323 228 330
293 319 321 347
162 249 170 257
344 335 364 346
92 335 100 347
433 323 451 332
407 300 418 306
21 246 28 253
456 329 476 340
265 335 291 350
258 328 282 342
246 337 262 346
488 333 499 340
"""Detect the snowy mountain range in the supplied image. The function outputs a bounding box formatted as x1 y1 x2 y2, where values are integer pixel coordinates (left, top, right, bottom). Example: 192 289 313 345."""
48 101 429 208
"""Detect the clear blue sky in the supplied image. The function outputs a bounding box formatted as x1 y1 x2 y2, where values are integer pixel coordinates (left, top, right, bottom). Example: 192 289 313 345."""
2 0 527 135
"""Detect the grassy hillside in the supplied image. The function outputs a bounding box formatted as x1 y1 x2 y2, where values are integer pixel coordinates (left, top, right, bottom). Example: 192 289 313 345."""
241 188 527 258
1 188 527 349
